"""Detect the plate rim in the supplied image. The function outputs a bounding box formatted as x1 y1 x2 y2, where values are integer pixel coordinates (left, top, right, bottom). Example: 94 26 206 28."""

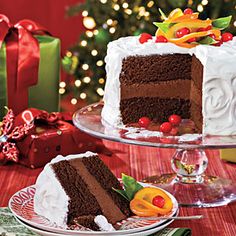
8 184 178 235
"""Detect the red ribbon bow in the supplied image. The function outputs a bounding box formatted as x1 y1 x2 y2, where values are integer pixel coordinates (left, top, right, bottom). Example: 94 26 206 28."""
0 15 50 115
0 109 34 163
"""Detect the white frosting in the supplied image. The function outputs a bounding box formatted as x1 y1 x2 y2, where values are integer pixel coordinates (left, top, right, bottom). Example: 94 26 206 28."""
34 151 97 228
102 36 236 135
94 215 116 231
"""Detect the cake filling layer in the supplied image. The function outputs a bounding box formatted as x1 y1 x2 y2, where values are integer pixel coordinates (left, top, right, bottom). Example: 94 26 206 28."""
121 80 191 100
69 157 127 224
120 97 190 123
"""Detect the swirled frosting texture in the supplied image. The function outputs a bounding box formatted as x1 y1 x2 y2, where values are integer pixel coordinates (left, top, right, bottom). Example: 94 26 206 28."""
34 151 96 228
102 36 236 135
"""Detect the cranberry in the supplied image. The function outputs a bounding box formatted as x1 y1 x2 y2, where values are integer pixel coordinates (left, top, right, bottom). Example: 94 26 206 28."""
221 32 233 42
170 127 179 136
139 33 152 44
156 35 168 43
197 25 212 32
152 195 165 208
168 114 182 126
214 39 223 47
160 122 172 133
209 34 216 40
184 8 193 15
187 37 196 43
138 117 151 128
176 27 190 38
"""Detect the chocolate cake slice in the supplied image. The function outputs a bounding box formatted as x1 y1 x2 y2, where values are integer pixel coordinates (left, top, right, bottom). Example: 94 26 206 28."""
34 152 131 230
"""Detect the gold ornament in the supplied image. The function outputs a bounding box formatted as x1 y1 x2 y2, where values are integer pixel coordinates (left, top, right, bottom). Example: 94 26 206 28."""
83 16 96 29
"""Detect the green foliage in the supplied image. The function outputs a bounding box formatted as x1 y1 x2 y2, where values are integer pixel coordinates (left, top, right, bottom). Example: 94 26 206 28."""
64 0 236 104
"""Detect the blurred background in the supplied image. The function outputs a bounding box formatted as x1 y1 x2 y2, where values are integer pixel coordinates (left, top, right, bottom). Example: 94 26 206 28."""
1 0 236 112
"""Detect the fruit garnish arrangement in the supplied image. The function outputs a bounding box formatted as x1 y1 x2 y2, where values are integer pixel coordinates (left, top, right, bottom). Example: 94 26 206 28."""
113 174 173 217
139 8 233 48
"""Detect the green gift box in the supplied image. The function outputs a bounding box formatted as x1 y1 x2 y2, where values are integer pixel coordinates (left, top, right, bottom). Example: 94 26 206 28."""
0 17 60 119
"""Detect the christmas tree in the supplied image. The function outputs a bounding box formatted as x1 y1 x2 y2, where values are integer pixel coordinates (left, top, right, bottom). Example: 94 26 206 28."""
61 0 236 107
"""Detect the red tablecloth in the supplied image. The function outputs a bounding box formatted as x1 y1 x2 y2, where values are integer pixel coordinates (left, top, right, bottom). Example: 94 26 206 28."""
1 140 236 235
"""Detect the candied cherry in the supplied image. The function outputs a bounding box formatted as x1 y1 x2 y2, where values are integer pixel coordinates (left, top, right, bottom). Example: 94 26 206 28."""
184 8 193 15
138 117 151 128
221 32 233 42
168 114 182 126
160 122 172 133
156 35 168 43
139 33 152 44
152 195 165 208
176 27 190 38
214 39 223 47
197 25 212 32
209 34 216 40
187 37 196 43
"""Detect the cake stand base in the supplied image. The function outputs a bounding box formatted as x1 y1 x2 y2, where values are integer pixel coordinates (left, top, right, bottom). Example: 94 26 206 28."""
143 174 236 207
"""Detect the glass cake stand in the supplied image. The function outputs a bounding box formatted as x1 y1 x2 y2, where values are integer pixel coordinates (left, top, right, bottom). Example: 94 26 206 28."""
73 102 236 208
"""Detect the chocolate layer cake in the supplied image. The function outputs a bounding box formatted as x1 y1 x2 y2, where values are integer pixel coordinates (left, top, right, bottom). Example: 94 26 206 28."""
34 152 131 230
102 36 236 135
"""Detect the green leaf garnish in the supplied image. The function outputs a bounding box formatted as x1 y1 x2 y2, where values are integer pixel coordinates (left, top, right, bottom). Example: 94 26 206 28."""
158 8 167 20
153 22 175 33
113 173 143 201
198 36 217 45
212 16 232 30
112 188 129 201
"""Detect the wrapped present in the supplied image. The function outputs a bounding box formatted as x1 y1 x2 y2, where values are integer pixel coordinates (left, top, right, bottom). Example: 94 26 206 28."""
0 15 60 119
0 108 109 168
220 149 236 163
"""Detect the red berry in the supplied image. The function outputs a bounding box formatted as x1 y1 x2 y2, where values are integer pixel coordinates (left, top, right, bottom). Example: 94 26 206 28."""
214 39 223 47
152 195 165 208
187 37 196 43
209 34 216 40
176 27 190 38
168 114 182 126
221 32 233 42
156 35 168 43
170 127 179 136
197 25 212 32
139 33 152 44
160 122 172 133
138 117 151 128
184 8 193 15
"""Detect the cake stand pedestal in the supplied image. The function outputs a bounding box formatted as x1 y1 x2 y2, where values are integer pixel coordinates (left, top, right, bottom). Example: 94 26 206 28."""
73 102 236 208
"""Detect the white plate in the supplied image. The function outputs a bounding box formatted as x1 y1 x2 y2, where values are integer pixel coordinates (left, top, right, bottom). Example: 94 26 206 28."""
9 184 178 235
15 215 177 236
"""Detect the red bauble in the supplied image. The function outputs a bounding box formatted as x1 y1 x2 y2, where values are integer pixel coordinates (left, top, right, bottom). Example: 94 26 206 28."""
156 35 168 43
176 28 190 38
160 122 172 133
152 195 165 208
184 8 193 15
138 117 151 128
168 114 182 126
221 32 233 42
139 33 152 44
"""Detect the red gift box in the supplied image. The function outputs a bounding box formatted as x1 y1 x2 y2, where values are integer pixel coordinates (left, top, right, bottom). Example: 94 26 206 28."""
0 108 110 168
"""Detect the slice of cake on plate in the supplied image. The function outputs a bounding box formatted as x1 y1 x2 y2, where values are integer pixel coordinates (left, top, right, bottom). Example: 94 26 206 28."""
34 151 131 231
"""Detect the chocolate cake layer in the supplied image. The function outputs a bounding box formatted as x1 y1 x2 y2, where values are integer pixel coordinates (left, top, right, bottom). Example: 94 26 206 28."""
82 155 131 218
121 80 191 100
191 55 203 132
120 97 190 124
69 156 128 224
71 215 99 231
52 160 102 225
120 54 192 84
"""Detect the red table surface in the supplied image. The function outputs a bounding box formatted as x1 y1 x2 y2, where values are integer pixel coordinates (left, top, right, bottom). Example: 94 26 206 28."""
1 140 236 236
